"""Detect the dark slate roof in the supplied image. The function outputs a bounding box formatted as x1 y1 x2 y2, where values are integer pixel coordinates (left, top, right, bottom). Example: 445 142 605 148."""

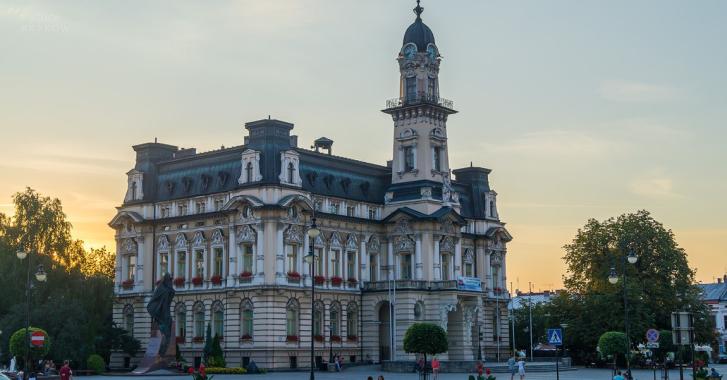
699 282 727 302
382 206 466 224
297 149 391 203
403 17 435 51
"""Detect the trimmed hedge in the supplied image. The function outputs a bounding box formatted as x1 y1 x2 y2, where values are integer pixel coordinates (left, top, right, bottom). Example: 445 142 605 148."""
205 367 247 374
87 354 105 374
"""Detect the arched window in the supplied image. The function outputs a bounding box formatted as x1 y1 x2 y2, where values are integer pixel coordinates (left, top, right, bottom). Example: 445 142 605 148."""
286 299 299 338
441 253 451 281
346 302 358 339
414 301 424 321
404 146 415 172
212 301 224 338
287 162 295 184
194 302 205 339
240 299 254 340
330 302 341 338
131 181 137 200
313 301 324 338
175 303 187 340
489 200 494 217
369 253 378 281
123 304 134 337
245 162 253 183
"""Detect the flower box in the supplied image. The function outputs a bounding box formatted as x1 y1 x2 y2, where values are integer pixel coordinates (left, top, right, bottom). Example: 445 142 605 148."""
192 336 204 343
176 336 185 344
331 335 342 342
192 277 204 286
285 335 299 342
211 275 222 285
173 277 186 287
347 278 358 286
314 335 324 342
239 272 253 283
121 279 134 289
346 335 358 342
287 271 301 282
314 275 326 285
331 276 343 286
240 334 252 341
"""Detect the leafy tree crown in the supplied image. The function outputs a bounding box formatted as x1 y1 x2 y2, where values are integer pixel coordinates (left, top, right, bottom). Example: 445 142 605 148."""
403 322 448 356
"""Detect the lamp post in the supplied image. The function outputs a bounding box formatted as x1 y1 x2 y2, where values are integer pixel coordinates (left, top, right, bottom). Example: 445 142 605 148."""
16 248 48 378
304 217 320 380
607 246 637 375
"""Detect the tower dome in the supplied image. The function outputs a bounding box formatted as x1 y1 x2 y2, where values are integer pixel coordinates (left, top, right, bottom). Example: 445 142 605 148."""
403 0 435 51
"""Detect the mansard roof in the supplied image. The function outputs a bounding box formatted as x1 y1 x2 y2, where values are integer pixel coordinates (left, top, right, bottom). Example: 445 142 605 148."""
382 206 466 224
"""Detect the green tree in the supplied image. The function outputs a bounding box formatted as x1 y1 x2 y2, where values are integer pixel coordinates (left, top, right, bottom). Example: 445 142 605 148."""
203 323 213 365
555 210 714 363
86 354 106 374
403 322 448 370
9 327 51 367
598 331 627 368
208 334 226 368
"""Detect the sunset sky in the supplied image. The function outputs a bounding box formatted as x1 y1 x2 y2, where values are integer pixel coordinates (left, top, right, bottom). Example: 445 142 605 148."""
1 0 725 291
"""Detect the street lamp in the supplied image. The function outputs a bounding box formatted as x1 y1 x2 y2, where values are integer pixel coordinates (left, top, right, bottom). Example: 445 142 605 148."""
304 217 320 380
607 246 638 375
17 247 48 379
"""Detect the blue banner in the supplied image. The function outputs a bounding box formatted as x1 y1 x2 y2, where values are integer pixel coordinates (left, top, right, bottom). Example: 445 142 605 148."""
457 276 482 291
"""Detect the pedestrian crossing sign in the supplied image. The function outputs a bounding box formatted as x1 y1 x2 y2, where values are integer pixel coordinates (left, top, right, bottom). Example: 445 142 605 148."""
547 328 563 346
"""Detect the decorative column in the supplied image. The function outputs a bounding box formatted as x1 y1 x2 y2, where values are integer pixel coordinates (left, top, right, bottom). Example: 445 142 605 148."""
227 225 236 283
433 235 441 281
414 234 423 280
115 242 122 288
485 249 492 292
360 235 368 282
387 240 394 280
135 236 145 290
256 223 264 277
454 238 462 279
303 234 310 285
275 224 284 280
342 247 348 280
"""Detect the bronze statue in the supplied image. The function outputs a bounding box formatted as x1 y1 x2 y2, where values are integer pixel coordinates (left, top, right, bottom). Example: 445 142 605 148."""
146 273 175 355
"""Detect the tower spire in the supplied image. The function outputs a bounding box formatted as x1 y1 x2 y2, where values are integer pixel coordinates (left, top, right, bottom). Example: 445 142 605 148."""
413 0 424 19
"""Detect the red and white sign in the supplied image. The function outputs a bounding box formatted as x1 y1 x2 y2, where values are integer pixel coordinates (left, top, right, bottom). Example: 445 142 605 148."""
31 331 45 347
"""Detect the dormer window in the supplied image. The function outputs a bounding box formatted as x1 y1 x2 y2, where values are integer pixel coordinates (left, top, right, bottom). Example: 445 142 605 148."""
279 150 302 187
245 162 253 183
239 149 262 185
195 201 205 214
124 170 144 202
287 163 295 184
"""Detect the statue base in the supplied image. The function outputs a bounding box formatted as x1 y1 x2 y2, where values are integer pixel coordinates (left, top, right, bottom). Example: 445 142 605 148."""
132 322 177 375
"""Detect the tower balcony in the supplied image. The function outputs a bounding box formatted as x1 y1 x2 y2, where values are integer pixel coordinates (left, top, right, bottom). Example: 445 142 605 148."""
385 93 455 112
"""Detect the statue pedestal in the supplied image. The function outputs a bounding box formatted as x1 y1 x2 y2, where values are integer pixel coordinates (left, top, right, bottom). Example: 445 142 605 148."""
132 322 176 375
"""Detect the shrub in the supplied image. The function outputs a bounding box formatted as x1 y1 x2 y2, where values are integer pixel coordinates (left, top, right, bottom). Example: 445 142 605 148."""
205 367 247 374
87 354 106 374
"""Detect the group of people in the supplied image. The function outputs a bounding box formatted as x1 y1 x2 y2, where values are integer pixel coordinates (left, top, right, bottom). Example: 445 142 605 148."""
507 354 527 379
11 360 72 380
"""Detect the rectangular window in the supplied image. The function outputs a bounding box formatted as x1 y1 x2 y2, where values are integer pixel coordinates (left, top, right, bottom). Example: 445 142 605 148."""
178 204 188 216
195 250 204 278
177 312 186 338
428 78 436 97
286 244 298 273
214 311 224 337
214 199 224 211
329 202 339 214
464 262 473 277
441 254 450 281
369 254 378 281
368 208 377 220
331 250 340 277
315 248 324 276
242 309 254 337
196 201 206 214
400 254 412 280
127 255 136 281
177 251 186 278
161 206 170 218
405 77 417 101
159 253 169 277
286 309 297 336
213 247 224 276
242 244 253 273
491 266 499 290
433 147 441 172
404 146 415 172
347 251 356 279
346 206 355 217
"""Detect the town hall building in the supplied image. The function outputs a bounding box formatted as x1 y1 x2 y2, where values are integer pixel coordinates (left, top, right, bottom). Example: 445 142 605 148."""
110 2 513 370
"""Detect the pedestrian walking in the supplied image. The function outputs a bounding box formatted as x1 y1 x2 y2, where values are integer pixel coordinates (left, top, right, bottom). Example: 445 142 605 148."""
60 360 72 380
507 354 517 380
517 357 526 379
431 356 440 380
613 370 625 380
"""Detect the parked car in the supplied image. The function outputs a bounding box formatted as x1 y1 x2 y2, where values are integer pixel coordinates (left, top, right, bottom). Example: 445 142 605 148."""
718 353 727 364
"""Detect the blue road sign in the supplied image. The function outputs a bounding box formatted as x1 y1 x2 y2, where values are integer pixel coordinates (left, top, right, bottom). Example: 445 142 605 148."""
547 328 563 346
646 329 660 343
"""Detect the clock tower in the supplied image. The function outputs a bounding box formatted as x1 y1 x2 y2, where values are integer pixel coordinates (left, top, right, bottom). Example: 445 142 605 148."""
384 1 458 211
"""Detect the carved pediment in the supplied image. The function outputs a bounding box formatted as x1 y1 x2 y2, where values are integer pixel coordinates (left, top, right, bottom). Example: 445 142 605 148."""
175 233 188 249
121 238 137 255
330 231 343 248
236 225 256 243
440 236 455 253
192 231 206 247
394 236 414 252
345 234 358 250
284 225 303 244
367 235 381 252
211 229 224 245
395 219 412 236
313 233 326 247
157 235 170 251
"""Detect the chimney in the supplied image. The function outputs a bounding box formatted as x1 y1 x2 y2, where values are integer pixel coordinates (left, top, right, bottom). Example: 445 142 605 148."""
312 137 333 155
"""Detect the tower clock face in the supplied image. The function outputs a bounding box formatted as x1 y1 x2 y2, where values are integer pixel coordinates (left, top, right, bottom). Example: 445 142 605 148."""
403 44 417 59
427 45 438 61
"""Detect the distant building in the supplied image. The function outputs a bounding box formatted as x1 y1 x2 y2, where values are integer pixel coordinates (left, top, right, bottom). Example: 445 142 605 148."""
509 290 559 310
699 275 727 357
109 1 513 370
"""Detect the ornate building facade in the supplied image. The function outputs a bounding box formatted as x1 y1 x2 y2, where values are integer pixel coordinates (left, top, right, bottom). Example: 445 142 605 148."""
111 2 512 370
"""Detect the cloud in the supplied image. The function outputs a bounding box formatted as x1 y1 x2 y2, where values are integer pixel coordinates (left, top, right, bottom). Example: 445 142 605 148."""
629 176 681 199
485 129 620 158
599 80 678 103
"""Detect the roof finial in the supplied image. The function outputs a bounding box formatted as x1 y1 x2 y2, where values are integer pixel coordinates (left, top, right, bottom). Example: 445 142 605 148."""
413 0 423 19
